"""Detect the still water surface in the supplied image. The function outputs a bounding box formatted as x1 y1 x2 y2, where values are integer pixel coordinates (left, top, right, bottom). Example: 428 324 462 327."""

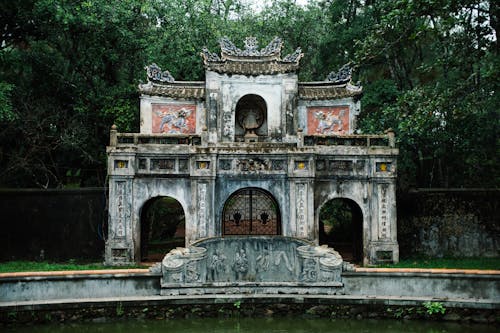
4 317 498 333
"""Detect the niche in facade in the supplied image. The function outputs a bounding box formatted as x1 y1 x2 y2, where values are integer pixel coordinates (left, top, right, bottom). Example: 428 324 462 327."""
234 94 268 140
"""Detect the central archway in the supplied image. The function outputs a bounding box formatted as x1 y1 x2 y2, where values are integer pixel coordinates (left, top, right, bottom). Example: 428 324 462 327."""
222 187 281 235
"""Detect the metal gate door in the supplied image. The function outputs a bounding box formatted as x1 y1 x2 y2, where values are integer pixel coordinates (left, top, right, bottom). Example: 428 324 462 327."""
222 188 280 235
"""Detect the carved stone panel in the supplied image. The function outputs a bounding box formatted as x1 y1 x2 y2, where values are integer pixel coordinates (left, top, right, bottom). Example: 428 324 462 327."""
197 183 208 238
114 181 130 239
329 160 353 172
222 111 233 138
296 183 308 238
150 159 175 170
236 158 270 172
219 159 232 170
378 184 390 239
161 237 342 287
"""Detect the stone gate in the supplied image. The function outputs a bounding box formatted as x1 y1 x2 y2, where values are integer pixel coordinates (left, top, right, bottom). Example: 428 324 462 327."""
105 37 399 268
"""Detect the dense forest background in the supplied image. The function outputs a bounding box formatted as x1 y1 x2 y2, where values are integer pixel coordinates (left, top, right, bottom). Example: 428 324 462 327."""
0 0 498 189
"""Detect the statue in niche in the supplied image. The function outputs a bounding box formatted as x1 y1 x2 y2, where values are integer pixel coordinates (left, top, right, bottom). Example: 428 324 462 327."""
237 107 263 138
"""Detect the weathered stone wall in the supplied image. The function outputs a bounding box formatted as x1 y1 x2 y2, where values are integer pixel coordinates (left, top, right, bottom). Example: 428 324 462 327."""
0 188 106 261
0 188 497 262
398 189 500 258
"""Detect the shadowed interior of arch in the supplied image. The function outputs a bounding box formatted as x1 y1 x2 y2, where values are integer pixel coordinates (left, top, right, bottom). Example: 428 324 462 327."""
140 196 185 262
319 198 363 263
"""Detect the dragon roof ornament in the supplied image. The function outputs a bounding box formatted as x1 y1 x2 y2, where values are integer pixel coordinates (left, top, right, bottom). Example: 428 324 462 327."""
140 63 205 99
145 63 175 83
326 63 353 84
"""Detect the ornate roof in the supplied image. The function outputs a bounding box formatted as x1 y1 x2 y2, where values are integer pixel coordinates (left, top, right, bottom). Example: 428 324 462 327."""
298 82 362 100
299 64 362 99
201 37 303 75
139 48 361 100
139 64 204 99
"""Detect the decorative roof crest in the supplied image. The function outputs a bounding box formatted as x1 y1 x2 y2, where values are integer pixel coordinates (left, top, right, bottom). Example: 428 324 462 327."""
326 63 353 84
201 47 221 62
282 47 304 63
201 37 304 74
145 63 175 83
219 36 283 59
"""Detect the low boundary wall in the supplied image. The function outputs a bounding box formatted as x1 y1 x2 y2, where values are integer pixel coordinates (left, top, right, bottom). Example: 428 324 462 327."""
0 188 106 261
1 270 498 310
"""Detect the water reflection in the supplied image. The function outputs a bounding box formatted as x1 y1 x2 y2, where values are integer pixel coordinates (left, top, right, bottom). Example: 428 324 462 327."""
4 317 498 333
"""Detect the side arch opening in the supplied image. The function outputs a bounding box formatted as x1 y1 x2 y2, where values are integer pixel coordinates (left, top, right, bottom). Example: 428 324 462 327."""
140 196 185 262
222 187 281 236
319 198 363 263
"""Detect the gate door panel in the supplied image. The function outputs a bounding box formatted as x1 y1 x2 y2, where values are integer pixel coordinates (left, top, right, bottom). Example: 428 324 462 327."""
223 188 280 235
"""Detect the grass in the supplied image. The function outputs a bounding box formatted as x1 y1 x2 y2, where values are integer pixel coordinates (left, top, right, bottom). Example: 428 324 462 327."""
0 260 147 273
378 257 500 270
1 257 499 273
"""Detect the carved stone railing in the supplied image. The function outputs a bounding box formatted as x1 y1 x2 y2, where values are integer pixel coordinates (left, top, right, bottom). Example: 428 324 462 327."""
109 127 202 147
304 131 395 148
160 236 344 295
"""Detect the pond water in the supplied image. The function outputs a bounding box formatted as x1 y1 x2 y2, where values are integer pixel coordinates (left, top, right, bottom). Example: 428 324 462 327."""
4 317 498 333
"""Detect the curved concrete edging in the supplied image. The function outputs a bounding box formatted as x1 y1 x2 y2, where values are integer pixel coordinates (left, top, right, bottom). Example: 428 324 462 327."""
1 294 498 312
1 268 499 311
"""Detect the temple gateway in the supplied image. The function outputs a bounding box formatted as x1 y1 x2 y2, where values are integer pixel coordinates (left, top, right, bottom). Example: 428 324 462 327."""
105 37 398 290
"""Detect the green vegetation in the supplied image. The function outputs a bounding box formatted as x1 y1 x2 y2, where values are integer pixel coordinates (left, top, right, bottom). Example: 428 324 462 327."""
0 0 497 189
379 257 500 270
423 301 446 316
0 260 146 273
387 303 445 319
115 302 125 317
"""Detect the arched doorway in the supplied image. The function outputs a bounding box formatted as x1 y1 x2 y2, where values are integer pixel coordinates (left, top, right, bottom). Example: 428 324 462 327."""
222 187 280 235
319 198 363 263
234 94 268 141
140 196 185 262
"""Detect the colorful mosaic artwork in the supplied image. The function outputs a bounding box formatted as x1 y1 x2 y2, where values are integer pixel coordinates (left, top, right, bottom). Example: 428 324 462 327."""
152 104 196 134
307 106 349 135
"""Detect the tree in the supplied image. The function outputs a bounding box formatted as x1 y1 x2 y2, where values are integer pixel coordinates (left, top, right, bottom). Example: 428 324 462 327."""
0 0 497 189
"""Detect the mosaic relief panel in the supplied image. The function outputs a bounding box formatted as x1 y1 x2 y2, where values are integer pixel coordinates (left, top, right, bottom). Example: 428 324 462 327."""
307 106 349 135
152 104 196 134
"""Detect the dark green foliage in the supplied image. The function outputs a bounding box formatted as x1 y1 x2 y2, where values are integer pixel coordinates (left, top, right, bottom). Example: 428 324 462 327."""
0 0 497 189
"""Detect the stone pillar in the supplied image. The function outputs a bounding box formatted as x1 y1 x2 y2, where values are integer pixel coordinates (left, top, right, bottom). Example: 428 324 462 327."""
109 124 117 147
367 181 399 265
105 177 135 265
187 153 217 245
